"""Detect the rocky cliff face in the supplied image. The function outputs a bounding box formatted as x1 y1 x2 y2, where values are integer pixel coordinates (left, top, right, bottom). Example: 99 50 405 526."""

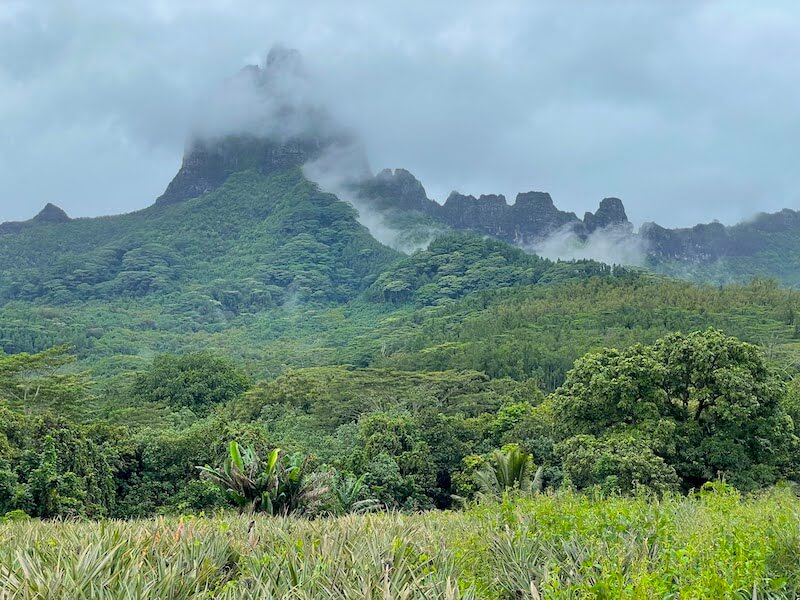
156 134 339 205
440 190 582 243
582 198 631 234
352 168 439 214
640 209 799 262
350 166 800 269
352 168 631 244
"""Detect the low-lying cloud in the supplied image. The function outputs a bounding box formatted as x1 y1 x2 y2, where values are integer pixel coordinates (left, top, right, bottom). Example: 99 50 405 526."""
530 225 648 267
303 146 443 253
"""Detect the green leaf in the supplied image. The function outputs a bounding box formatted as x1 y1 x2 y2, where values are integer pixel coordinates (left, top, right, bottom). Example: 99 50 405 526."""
229 441 244 472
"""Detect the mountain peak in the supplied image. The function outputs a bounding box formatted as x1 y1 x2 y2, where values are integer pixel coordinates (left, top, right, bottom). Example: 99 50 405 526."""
353 168 437 214
0 203 71 234
583 197 630 234
156 46 361 206
265 45 305 75
34 203 71 224
514 191 556 210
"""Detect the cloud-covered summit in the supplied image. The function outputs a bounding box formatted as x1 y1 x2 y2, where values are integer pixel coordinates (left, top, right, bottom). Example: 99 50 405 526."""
157 45 369 205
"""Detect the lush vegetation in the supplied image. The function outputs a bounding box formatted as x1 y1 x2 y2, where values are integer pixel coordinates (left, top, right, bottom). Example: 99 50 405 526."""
2 327 797 519
4 165 800 595
0 169 396 308
2 487 800 598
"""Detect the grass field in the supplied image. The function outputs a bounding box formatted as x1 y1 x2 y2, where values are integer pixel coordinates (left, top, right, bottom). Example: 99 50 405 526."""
2 486 800 599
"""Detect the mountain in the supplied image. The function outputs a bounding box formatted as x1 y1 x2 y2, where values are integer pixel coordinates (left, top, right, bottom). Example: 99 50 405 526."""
351 168 632 245
3 45 789 287
157 46 368 206
0 46 392 312
0 170 396 307
5 44 800 531
1 44 800 381
351 167 800 286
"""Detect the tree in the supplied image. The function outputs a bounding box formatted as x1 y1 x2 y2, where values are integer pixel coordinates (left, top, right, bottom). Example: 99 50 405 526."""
347 412 437 510
558 435 680 494
551 329 794 491
473 444 542 497
0 346 86 414
131 352 250 415
27 436 86 518
328 472 379 515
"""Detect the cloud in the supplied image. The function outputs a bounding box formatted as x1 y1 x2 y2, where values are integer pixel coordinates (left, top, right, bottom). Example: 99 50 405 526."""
530 225 648 267
1 1 799 226
302 144 443 254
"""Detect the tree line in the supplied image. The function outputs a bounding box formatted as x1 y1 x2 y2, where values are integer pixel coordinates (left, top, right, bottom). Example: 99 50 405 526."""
2 327 798 519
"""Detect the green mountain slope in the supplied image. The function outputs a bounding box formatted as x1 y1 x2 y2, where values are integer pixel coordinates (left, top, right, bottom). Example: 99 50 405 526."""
3 196 800 397
3 168 800 517
0 169 397 307
4 47 800 522
0 169 402 368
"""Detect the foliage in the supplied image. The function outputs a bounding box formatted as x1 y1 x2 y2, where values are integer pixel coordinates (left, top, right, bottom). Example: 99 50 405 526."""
328 471 379 515
2 488 800 597
373 275 800 390
131 352 250 415
4 171 800 516
552 328 795 492
367 234 552 305
473 444 538 497
558 435 680 494
198 442 326 516
0 407 115 518
0 346 86 414
0 170 397 308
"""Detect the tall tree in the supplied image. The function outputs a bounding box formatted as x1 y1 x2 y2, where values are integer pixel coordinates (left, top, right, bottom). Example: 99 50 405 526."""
552 329 795 491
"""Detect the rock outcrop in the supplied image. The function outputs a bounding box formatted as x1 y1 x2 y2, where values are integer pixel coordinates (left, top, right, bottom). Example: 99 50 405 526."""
582 197 630 234
439 191 581 243
353 169 632 244
352 169 438 215
0 203 71 234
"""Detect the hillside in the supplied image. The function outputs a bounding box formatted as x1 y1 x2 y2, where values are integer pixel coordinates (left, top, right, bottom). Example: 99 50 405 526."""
0 169 395 307
5 46 800 289
1 46 800 527
351 167 800 286
0 169 400 368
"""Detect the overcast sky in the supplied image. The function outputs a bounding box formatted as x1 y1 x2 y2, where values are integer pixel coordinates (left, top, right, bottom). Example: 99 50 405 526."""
1 0 799 227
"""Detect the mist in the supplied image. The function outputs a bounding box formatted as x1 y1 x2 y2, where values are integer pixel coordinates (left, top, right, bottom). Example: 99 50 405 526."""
303 146 444 254
530 225 648 267
189 46 349 147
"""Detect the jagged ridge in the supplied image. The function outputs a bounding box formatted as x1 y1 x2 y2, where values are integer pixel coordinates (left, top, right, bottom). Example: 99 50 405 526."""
352 168 631 245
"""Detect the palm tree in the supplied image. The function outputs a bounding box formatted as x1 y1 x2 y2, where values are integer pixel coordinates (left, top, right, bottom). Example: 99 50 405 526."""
474 445 542 496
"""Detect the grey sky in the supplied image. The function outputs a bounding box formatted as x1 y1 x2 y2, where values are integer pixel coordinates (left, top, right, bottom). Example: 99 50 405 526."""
1 1 798 227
